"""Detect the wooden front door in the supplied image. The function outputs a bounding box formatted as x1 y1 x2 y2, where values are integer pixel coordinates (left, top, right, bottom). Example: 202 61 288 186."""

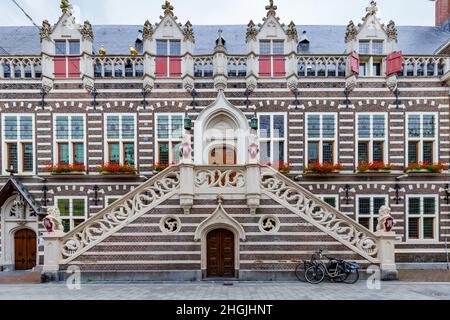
208 146 237 165
207 229 235 278
14 229 37 270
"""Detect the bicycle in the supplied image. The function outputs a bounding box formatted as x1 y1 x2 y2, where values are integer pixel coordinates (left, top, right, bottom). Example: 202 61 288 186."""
304 251 360 284
294 250 324 282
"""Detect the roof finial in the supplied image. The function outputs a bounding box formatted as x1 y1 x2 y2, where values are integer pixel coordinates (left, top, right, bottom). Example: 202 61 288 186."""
162 1 174 15
217 194 224 205
366 0 378 16
60 0 73 15
265 0 277 16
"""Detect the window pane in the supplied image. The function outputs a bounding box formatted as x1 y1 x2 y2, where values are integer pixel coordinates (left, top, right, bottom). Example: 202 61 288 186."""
273 115 285 138
409 198 421 215
359 41 370 54
69 40 80 55
7 143 18 172
55 40 66 55
56 116 69 139
358 115 370 138
73 219 84 228
423 115 435 137
372 41 383 54
423 142 433 163
323 197 337 208
156 40 168 55
107 116 120 139
123 143 135 165
307 115 320 138
20 116 33 140
408 218 419 238
358 142 369 163
107 198 119 206
173 142 181 164
108 143 120 163
169 40 181 55
122 115 135 139
260 141 270 163
58 199 70 216
22 143 33 172
423 198 435 215
274 141 284 163
272 41 284 54
172 115 183 139
322 115 335 138
423 218 434 239
308 142 318 164
408 142 418 164
58 143 69 164
373 63 381 76
5 116 17 139
408 115 421 137
73 143 84 164
260 41 271 55
71 116 84 139
359 63 366 76
158 142 169 164
358 198 371 215
72 199 85 217
373 142 384 163
62 220 70 233
157 116 169 139
373 115 385 138
359 217 370 230
374 198 386 215
322 142 333 164
259 115 271 139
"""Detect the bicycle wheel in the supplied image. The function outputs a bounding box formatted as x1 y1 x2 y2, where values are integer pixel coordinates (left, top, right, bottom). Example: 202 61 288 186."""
295 261 307 282
342 269 359 284
305 265 325 284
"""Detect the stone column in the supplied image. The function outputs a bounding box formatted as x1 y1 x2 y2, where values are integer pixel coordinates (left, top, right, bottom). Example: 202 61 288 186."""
42 231 64 273
375 231 399 280
246 164 261 215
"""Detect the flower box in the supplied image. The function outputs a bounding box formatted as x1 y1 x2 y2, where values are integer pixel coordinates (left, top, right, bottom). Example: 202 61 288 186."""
404 162 447 174
357 162 394 173
304 162 345 175
46 163 86 174
96 163 138 175
152 163 170 173
262 162 293 174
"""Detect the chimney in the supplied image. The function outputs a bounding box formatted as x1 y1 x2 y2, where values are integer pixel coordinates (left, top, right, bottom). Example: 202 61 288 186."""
436 0 450 28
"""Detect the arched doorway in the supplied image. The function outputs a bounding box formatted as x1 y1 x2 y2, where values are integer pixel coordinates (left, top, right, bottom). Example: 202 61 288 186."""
208 145 237 165
14 229 37 270
207 229 235 278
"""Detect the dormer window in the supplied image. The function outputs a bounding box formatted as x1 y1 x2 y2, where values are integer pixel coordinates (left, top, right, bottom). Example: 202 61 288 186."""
55 40 80 56
155 40 181 78
54 39 81 79
358 40 384 55
259 40 285 77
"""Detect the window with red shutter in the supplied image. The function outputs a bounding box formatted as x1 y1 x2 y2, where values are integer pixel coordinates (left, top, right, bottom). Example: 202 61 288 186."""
386 51 403 76
272 55 285 77
350 51 360 74
54 58 67 78
259 57 271 77
169 57 182 78
155 56 168 77
67 57 81 78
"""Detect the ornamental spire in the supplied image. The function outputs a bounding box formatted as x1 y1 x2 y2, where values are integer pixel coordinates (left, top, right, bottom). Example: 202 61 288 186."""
265 0 277 17
366 0 378 16
60 0 72 15
162 1 174 16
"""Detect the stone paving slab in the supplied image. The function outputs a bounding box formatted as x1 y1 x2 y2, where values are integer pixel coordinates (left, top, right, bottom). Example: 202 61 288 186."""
0 282 449 300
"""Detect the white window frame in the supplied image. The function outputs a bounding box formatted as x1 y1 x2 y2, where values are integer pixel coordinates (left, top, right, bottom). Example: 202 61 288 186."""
358 39 384 55
53 114 87 166
258 113 288 165
305 112 338 165
317 195 339 210
356 195 389 232
405 112 438 165
1 113 35 175
406 195 439 242
54 39 81 56
155 113 185 165
156 39 181 78
356 113 388 164
54 196 88 232
258 40 285 77
103 113 137 165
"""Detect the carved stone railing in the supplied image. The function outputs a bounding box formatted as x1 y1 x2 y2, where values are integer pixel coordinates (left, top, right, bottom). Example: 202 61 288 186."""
195 166 246 191
227 55 247 77
59 165 180 262
296 54 347 77
401 55 447 77
0 56 42 79
260 165 379 262
93 55 144 78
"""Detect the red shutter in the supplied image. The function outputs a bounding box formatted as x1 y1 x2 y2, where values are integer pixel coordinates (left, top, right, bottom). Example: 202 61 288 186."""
169 57 182 78
259 56 271 77
155 56 168 77
54 57 67 78
67 57 80 78
272 55 286 77
349 51 360 74
386 51 403 76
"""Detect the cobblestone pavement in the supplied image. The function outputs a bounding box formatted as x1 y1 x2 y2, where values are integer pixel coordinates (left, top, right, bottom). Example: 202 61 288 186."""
0 281 450 300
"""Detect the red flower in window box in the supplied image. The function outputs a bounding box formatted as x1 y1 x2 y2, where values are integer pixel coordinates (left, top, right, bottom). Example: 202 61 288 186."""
96 163 137 175
261 162 292 174
152 162 170 173
404 162 447 173
357 162 394 172
46 163 86 174
304 162 345 175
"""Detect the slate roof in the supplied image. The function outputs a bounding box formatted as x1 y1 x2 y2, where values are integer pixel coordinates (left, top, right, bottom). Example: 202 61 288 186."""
0 25 449 56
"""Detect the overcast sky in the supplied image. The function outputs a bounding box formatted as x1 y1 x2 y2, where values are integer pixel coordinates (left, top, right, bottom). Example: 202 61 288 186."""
0 0 437 26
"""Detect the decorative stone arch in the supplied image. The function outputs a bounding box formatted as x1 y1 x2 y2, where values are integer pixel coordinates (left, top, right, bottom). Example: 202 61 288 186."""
194 199 246 275
194 90 250 165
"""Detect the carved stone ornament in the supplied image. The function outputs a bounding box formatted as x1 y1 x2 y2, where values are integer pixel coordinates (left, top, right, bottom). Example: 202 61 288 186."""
345 20 358 43
265 0 278 17
386 20 398 42
345 75 357 92
81 20 94 41
386 74 398 92
60 0 73 14
142 20 154 41
83 77 95 93
365 0 378 17
39 20 52 41
246 20 258 43
162 0 174 16
377 206 396 232
43 206 65 233
42 77 54 93
183 76 195 93
180 132 192 163
258 215 280 233
286 21 298 41
214 74 228 91
246 75 258 92
160 216 181 234
183 21 195 43
143 76 155 93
